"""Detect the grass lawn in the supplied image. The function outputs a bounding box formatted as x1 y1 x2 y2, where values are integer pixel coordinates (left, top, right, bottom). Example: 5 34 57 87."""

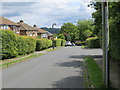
84 56 104 88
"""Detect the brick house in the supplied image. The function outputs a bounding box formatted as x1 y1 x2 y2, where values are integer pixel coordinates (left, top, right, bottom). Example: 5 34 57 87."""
0 16 20 35
17 20 38 36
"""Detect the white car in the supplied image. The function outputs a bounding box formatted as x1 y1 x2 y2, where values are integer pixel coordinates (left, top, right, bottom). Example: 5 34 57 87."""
65 41 72 46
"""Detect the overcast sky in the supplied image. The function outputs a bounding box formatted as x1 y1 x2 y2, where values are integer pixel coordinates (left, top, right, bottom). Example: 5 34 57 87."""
1 0 95 28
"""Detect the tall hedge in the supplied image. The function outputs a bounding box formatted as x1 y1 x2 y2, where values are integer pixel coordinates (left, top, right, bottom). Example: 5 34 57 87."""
86 37 100 48
16 36 36 55
1 30 18 59
36 38 52 51
109 15 120 61
53 39 62 47
1 30 36 59
61 39 66 46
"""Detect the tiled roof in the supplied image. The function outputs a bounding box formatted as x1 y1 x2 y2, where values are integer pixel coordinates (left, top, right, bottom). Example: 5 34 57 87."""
0 16 17 25
18 21 37 31
34 27 47 33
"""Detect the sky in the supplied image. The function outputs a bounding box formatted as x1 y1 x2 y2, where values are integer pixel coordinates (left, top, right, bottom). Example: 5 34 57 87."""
1 0 95 28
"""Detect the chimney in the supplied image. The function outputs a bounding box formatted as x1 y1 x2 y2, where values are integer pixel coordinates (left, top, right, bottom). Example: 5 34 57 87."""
33 24 37 27
19 20 23 23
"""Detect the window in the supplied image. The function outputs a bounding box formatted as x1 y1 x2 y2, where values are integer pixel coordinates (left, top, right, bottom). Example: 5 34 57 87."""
1 25 8 30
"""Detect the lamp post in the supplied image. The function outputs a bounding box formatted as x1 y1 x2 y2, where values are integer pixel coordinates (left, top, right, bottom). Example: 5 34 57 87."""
102 0 109 87
52 23 56 49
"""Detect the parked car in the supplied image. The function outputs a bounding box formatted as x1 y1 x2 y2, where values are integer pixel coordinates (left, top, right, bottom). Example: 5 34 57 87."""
65 41 72 46
71 43 75 46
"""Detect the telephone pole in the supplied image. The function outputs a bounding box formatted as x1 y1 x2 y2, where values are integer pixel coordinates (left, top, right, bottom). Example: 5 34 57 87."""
102 0 109 87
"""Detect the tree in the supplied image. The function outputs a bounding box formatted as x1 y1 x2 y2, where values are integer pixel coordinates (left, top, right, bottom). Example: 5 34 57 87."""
77 19 94 41
83 30 92 38
58 34 65 39
59 23 79 42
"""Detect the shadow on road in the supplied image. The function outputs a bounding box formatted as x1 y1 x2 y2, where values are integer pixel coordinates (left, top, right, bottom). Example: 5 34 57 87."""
70 55 102 59
52 76 84 88
55 60 83 68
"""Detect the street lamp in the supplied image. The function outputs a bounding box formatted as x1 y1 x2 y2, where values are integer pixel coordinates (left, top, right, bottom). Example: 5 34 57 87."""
52 23 56 49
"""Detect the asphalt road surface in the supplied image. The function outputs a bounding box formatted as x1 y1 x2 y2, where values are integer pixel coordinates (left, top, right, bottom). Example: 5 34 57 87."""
2 46 102 88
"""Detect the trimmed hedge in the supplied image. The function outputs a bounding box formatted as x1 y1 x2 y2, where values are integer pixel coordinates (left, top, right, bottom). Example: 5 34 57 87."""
2 30 18 59
53 39 62 47
1 30 66 59
36 38 52 51
85 37 100 48
109 15 120 61
16 36 36 55
1 30 36 59
61 39 66 46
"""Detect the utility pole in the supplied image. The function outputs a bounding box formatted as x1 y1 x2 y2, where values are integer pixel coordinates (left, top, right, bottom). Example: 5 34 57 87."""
52 23 56 49
102 0 109 87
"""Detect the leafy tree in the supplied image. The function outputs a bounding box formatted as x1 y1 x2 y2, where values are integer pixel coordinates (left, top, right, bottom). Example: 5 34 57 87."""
59 23 79 42
58 34 65 39
83 30 92 38
77 19 94 41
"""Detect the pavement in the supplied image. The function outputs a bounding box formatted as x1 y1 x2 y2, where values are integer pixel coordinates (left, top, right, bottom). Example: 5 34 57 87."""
2 46 102 88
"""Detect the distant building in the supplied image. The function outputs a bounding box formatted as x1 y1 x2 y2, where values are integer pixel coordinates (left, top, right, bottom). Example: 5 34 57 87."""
0 16 20 35
17 20 38 36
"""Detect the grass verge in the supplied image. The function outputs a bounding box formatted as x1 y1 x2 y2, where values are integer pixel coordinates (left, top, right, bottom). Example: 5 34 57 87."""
84 56 104 88
0 47 61 69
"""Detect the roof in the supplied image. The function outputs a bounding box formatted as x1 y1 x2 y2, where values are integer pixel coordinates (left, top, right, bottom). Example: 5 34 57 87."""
34 27 47 33
0 16 17 25
17 21 37 31
46 31 53 36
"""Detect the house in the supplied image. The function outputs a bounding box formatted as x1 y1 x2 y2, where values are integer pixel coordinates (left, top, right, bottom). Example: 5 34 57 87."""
17 20 38 36
33 24 48 38
33 25 53 39
0 16 20 35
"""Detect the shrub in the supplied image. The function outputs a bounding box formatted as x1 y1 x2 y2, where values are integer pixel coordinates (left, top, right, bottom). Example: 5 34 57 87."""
86 37 100 48
36 38 52 51
53 39 61 47
1 30 18 59
61 39 66 46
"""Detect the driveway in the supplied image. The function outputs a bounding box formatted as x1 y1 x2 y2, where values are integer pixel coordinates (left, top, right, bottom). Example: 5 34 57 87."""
2 46 102 88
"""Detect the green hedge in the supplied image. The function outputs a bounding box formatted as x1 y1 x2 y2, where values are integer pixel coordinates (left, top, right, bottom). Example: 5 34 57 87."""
1 30 36 59
61 39 66 46
36 38 52 51
85 37 100 48
53 39 62 47
2 30 18 59
109 15 120 61
16 36 36 55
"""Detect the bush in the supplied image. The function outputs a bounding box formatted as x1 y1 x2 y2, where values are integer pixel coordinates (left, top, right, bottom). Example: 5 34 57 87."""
86 37 100 48
1 30 18 59
61 39 66 46
36 38 52 51
53 39 61 47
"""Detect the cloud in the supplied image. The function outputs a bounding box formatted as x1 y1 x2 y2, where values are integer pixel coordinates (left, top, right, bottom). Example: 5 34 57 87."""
1 0 95 28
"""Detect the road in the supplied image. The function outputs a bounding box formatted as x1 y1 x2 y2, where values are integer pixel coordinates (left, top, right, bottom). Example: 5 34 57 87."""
2 46 102 88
